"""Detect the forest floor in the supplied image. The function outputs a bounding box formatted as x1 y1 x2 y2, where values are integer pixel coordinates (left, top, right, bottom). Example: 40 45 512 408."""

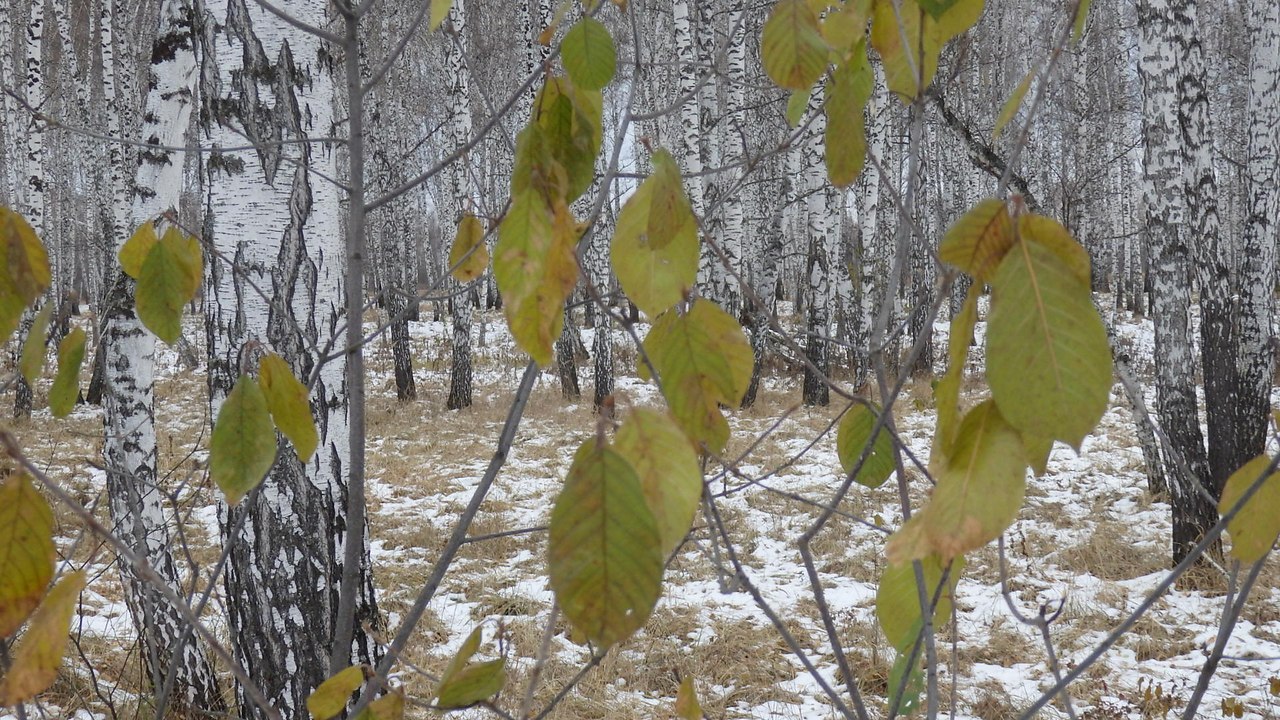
6 303 1280 720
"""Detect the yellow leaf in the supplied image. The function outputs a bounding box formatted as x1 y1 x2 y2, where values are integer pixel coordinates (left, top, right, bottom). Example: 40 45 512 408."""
449 215 489 283
674 675 702 719
307 665 365 720
821 0 873 53
614 408 703 556
548 439 663 650
785 88 811 127
930 282 980 470
825 44 873 186
210 375 277 505
875 555 960 651
355 691 405 720
48 328 86 419
561 17 616 92
837 402 896 488
19 304 51 385
870 0 983 101
136 227 202 344
870 0 931 101
762 0 830 90
610 149 699 318
495 191 579 366
1018 213 1092 285
641 300 753 454
429 0 453 31
0 208 52 343
259 354 318 463
0 571 86 705
1073 0 1092 43
938 198 1014 281
908 401 1026 562
0 474 55 638
987 237 1111 449
118 221 158 279
1220 455 1280 563
993 69 1034 139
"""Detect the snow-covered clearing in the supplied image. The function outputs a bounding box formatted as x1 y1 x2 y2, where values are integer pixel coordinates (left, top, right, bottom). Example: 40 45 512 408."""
6 306 1280 719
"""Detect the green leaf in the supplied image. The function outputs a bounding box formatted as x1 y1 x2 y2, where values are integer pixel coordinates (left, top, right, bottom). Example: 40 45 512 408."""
259 353 318 463
118 222 158 279
1073 0 1092 42
0 570 86 705
449 214 489 283
762 0 829 91
210 375 277 505
495 191 579 366
825 44 873 187
19 304 51 385
0 207 52 343
869 0 983 101
548 439 663 650
307 665 365 720
875 555 960 651
435 626 507 709
561 18 615 92
613 408 703 556
931 0 984 42
355 691 404 720
917 0 961 17
993 69 1034 139
930 282 980 469
531 75 603 202
136 227 202 344
610 149 699 318
430 0 452 31
641 300 754 454
938 198 1014 282
887 646 925 715
1220 455 1280 563
48 327 86 419
785 89 811 127
674 675 702 719
821 0 873 52
987 236 1111 449
870 0 931 100
836 402 896 488
0 473 55 639
512 123 568 201
892 401 1026 563
1019 213 1092 285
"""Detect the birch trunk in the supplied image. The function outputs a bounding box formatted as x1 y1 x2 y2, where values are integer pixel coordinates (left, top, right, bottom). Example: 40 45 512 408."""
102 0 225 711
1237 0 1280 476
202 1 379 715
446 0 475 410
1138 0 1216 564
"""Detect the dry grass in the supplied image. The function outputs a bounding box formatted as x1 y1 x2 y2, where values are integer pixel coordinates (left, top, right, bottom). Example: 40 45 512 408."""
13 326 1280 720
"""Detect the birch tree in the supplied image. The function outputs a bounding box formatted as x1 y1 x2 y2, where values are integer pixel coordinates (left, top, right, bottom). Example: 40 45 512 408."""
446 0 476 411
102 0 224 711
201 0 379 715
1138 0 1216 563
1237 0 1279 481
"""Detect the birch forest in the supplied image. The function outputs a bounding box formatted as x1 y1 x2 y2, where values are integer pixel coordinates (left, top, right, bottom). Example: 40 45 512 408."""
0 0 1279 718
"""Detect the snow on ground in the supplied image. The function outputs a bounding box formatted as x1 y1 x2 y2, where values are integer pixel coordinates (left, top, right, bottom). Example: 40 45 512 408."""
5 304 1280 719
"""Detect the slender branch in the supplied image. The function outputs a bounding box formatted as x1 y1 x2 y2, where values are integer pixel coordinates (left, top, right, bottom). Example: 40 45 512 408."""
349 362 541 717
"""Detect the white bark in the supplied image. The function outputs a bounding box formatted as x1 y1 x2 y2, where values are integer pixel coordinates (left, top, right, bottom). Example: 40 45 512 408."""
446 0 475 410
202 0 377 715
103 0 224 711
1138 0 1214 562
1238 0 1280 466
